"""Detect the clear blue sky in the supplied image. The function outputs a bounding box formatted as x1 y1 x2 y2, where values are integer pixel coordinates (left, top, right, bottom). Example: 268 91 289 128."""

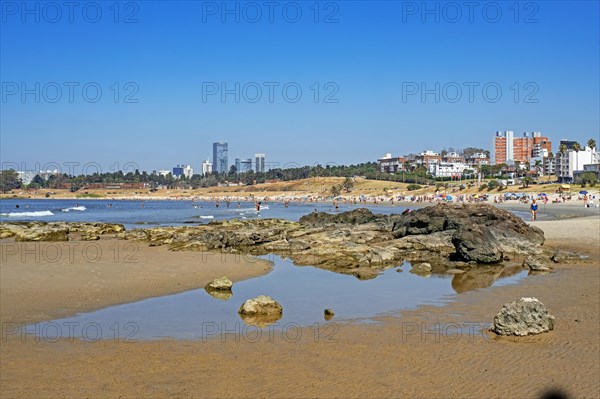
1 0 599 174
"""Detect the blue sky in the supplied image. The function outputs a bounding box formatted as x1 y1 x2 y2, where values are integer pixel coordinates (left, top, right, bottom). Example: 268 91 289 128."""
1 0 599 173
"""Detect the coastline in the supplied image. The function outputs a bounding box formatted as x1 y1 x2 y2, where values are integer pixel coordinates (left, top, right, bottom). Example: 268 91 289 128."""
0 212 599 398
0 239 272 325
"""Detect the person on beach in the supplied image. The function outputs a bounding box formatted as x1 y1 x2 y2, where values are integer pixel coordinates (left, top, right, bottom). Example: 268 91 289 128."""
530 199 539 221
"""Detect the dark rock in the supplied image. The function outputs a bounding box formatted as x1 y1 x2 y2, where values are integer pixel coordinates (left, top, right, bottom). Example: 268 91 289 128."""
299 208 387 227
452 224 503 263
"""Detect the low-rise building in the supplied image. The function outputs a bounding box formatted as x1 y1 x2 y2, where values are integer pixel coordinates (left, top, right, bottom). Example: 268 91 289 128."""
466 153 490 167
172 165 193 178
430 162 468 178
377 153 408 173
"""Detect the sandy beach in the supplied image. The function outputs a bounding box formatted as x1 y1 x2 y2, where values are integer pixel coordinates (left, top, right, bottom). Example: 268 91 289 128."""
1 214 599 398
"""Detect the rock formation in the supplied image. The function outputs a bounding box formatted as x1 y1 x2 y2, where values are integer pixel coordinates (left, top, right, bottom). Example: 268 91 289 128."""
491 297 555 336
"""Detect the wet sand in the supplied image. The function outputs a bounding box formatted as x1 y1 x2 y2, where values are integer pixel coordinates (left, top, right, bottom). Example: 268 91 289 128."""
1 217 599 398
0 239 271 324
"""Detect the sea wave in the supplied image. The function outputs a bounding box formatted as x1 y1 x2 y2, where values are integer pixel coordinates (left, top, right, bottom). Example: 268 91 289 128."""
62 206 86 212
0 210 55 218
199 215 215 219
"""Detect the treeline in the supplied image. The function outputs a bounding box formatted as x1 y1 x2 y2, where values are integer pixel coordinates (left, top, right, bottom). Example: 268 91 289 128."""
2 160 548 193
2 162 443 192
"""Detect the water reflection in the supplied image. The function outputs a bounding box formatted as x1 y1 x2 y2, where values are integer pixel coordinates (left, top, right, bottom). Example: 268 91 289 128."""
33 256 528 340
205 289 233 301
239 313 283 328
451 264 524 293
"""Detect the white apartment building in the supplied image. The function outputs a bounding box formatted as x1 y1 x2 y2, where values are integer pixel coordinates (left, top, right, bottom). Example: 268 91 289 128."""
430 162 468 178
201 160 213 175
556 146 599 183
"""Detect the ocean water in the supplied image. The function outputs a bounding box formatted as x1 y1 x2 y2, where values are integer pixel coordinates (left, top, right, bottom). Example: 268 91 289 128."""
0 198 408 228
2 198 532 340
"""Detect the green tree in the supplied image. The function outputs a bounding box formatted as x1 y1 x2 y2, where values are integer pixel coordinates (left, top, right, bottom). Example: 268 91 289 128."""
521 176 533 188
577 172 598 187
588 138 597 150
572 142 582 172
28 174 46 189
330 185 341 196
534 159 543 176
342 177 354 193
0 170 21 192
558 143 567 156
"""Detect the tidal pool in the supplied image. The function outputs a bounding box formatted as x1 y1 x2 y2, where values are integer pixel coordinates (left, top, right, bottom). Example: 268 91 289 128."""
32 255 528 341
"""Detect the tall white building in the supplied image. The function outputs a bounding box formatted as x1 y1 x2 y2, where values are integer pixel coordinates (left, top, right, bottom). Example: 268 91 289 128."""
556 144 599 183
201 160 213 175
255 153 266 173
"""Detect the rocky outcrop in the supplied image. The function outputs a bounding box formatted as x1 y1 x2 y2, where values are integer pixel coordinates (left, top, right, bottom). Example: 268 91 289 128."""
550 250 590 264
523 256 551 272
1 204 547 278
491 297 555 336
205 277 233 291
0 222 125 241
394 203 544 261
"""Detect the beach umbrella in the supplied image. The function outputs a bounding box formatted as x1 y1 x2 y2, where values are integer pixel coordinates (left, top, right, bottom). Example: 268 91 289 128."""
446 195 453 200
579 190 588 195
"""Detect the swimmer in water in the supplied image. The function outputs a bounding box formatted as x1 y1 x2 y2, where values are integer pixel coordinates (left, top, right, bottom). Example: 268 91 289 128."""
256 201 261 212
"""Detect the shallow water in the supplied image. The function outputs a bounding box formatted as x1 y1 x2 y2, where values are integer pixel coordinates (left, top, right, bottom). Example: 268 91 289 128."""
1 199 407 229
31 255 528 341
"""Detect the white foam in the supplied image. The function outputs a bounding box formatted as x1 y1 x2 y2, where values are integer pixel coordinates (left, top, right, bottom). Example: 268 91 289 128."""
1 210 54 218
62 206 86 212
199 215 215 219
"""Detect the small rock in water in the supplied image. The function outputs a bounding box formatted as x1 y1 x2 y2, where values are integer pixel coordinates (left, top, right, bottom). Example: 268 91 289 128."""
238 295 283 327
523 257 551 272
324 309 335 316
491 297 555 336
413 262 432 272
238 295 283 316
205 276 233 291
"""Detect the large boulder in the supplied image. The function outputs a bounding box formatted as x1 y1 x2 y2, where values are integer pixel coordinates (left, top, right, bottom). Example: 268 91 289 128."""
491 297 555 336
392 203 544 246
452 224 503 263
392 204 543 263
